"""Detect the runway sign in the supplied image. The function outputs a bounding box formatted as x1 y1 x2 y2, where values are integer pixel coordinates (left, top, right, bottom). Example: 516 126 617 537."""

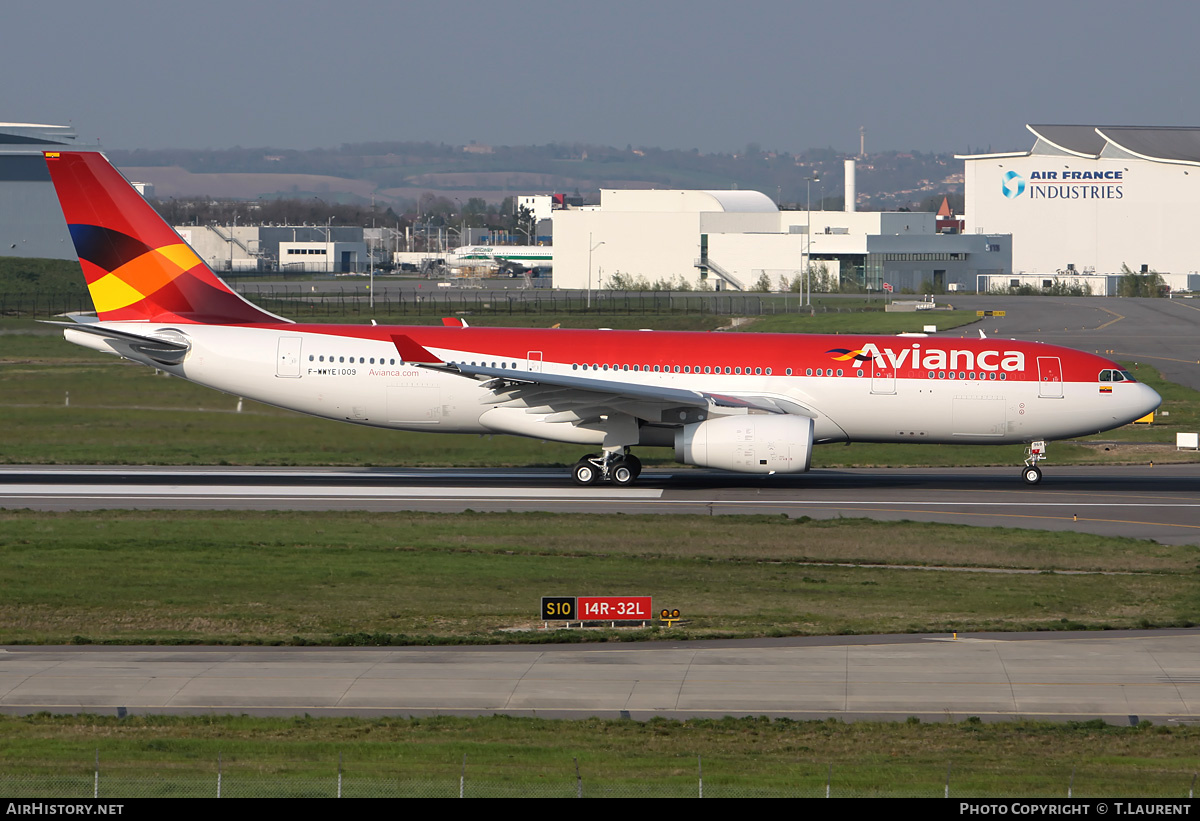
541 596 576 620
578 596 652 620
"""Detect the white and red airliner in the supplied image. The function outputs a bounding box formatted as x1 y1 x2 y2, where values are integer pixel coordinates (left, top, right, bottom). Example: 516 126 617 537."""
42 151 1160 486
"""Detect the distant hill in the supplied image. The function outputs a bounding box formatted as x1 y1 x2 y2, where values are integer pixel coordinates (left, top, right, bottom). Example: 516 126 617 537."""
109 142 965 212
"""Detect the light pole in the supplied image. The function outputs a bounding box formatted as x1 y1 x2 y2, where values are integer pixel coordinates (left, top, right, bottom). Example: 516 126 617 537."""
313 197 333 274
587 233 605 309
805 174 819 307
327 216 334 274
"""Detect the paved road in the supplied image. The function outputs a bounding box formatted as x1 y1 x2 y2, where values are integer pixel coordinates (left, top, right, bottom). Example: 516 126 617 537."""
4 631 1198 724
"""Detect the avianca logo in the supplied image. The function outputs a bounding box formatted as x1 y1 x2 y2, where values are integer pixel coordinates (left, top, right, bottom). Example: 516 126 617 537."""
827 348 874 363
857 342 1026 372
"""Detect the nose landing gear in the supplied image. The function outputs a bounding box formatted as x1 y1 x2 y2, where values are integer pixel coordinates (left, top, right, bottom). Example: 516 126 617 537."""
1022 440 1047 485
571 449 643 486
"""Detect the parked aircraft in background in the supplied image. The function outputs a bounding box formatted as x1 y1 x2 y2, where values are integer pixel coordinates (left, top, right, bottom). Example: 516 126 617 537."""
450 244 551 277
451 245 552 267
43 151 1160 485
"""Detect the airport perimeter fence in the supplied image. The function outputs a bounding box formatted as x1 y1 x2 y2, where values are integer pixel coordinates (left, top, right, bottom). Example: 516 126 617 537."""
3 763 1199 799
0 287 888 321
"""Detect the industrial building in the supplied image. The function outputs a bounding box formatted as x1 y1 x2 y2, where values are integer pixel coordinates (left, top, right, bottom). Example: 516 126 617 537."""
553 162 1010 293
175 224 371 273
960 125 1200 290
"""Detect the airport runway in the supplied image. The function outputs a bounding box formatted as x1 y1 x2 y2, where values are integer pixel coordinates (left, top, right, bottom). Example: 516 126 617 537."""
4 630 1199 724
2 463 1199 545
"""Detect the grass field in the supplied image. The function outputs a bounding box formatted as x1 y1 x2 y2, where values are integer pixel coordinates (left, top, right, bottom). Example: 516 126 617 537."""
2 713 1198 798
1 510 1195 645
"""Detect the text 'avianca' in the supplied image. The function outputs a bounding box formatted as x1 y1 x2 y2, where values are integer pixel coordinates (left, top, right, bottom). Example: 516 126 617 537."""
857 343 1027 373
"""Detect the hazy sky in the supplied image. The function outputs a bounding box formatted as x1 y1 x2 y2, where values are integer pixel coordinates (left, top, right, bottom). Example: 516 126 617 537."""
6 0 1199 155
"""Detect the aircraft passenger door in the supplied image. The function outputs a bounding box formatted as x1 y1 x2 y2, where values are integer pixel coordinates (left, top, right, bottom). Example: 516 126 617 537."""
276 336 302 378
1037 356 1063 398
871 355 896 395
527 351 543 373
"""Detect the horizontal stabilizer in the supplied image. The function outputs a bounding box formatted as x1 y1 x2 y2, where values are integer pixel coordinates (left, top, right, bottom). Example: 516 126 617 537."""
41 320 190 365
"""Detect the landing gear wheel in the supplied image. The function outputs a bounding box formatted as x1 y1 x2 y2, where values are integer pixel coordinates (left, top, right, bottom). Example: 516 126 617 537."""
625 455 642 479
1022 465 1042 485
573 460 601 486
610 460 636 486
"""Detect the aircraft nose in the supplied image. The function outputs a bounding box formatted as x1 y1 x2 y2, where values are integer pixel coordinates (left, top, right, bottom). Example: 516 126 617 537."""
1133 382 1162 419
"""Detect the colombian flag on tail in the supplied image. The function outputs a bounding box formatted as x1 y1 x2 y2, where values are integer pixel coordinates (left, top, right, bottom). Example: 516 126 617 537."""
44 151 287 325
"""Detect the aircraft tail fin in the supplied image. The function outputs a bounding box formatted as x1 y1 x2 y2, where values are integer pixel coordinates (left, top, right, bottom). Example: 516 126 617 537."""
43 151 288 325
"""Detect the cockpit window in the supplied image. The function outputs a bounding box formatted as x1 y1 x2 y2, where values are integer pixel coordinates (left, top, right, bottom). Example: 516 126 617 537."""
1099 369 1138 383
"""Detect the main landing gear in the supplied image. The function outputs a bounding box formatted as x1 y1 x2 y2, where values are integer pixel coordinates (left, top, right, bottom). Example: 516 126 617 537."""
572 449 643 486
1021 439 1047 485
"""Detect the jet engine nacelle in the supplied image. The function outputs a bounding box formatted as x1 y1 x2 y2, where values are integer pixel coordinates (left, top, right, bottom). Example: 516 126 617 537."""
674 415 814 474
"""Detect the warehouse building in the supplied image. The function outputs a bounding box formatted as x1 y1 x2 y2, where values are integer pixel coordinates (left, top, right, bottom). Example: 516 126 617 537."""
960 124 1200 289
552 173 1009 293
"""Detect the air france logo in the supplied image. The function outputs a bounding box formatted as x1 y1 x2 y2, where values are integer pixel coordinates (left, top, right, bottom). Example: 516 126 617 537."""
1002 170 1026 199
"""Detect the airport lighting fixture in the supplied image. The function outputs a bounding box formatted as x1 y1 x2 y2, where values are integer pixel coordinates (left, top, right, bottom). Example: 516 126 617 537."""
588 234 605 309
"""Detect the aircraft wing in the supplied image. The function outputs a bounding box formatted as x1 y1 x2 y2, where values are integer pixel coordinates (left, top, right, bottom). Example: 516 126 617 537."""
440 362 816 421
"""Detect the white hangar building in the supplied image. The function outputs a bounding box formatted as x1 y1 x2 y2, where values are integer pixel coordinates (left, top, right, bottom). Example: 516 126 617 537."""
960 125 1200 281
552 184 1010 293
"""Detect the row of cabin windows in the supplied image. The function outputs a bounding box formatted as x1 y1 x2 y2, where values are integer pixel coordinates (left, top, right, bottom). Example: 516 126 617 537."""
562 363 1012 381
572 363 776 375
310 355 398 365
303 355 1018 382
926 371 1007 381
